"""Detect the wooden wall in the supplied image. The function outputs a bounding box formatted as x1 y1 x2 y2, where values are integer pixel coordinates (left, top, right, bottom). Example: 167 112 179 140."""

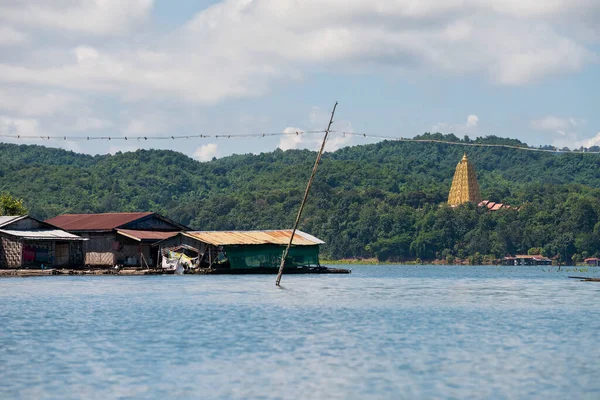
0 235 22 268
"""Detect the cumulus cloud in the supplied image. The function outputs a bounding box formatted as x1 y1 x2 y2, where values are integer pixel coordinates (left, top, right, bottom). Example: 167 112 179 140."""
0 0 597 157
0 0 596 107
123 116 168 136
0 88 80 117
530 116 573 131
580 132 600 148
278 128 353 152
0 115 39 136
530 116 585 133
433 114 480 133
0 25 28 46
0 0 153 36
466 115 479 128
278 127 306 151
194 143 220 161
70 117 112 132
529 115 595 149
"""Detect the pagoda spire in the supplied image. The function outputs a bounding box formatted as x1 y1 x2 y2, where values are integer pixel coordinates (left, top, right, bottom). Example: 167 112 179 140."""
448 152 482 206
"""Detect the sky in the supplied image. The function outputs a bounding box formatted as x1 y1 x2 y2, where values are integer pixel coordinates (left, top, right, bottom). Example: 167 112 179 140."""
0 0 598 160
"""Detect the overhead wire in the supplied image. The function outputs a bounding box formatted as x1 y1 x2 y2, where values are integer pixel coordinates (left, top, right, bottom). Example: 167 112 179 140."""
0 129 598 154
0 130 326 141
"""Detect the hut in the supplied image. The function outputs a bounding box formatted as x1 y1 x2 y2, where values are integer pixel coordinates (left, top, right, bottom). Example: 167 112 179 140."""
155 230 324 273
502 255 552 266
584 257 600 266
45 212 189 267
0 215 86 269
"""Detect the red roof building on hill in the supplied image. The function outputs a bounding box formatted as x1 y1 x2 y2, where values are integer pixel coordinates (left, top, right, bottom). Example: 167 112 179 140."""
45 212 189 267
478 200 518 211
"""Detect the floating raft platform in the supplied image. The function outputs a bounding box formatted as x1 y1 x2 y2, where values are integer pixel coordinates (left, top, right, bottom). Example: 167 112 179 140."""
0 266 350 277
569 276 600 282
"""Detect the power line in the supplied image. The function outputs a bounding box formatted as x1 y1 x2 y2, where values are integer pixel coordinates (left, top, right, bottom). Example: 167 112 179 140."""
1 129 599 154
0 130 326 141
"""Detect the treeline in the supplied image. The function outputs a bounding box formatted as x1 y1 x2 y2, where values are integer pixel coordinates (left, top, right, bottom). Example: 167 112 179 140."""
2 133 600 263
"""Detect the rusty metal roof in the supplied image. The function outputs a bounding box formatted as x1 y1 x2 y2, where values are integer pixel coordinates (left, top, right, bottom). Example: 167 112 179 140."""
45 212 154 231
183 230 324 246
117 229 179 242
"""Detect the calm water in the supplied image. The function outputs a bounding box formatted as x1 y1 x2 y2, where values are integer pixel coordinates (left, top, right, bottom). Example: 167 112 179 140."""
1 265 599 399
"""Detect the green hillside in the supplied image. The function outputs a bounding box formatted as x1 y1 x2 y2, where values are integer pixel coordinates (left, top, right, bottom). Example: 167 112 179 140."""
2 133 600 264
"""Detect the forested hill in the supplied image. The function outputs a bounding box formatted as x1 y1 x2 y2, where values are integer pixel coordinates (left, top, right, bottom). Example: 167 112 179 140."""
2 133 600 263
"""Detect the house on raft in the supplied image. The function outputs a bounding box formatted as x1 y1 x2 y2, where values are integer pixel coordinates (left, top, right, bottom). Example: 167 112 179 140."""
45 212 189 267
502 255 552 266
584 257 600 266
0 215 86 269
154 230 325 273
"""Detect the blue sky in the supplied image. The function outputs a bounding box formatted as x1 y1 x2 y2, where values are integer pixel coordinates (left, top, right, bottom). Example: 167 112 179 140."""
0 0 598 160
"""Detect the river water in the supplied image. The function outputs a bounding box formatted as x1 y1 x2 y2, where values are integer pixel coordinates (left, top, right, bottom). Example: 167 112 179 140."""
1 265 599 399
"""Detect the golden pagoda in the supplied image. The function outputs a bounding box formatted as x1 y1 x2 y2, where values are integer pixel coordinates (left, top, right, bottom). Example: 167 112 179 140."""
448 153 482 206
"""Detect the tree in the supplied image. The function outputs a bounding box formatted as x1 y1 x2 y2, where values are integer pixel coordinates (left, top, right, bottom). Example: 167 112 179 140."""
0 193 27 215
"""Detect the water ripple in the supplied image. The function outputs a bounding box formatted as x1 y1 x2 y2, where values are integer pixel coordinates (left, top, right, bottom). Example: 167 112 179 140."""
1 266 599 399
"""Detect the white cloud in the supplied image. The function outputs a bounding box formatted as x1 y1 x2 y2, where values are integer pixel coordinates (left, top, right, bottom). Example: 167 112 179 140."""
278 127 306 151
0 25 28 46
278 124 353 152
529 115 595 149
0 0 153 36
194 143 220 161
466 114 479 128
580 132 600 148
0 115 39 136
433 114 480 133
0 0 595 158
123 117 167 136
0 88 80 117
530 116 573 131
325 132 353 152
70 117 113 132
0 0 595 108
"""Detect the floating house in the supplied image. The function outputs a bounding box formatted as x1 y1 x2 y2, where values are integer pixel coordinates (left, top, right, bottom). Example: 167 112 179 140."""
502 255 552 266
448 153 482 206
155 230 324 273
0 215 86 269
584 257 600 266
45 212 189 267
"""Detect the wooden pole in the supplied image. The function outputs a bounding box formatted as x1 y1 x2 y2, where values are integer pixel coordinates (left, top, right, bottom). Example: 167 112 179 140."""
276 101 338 286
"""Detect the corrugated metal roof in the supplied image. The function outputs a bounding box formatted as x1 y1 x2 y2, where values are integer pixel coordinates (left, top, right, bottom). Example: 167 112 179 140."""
515 255 551 260
0 229 87 240
0 215 26 228
183 230 324 246
117 229 179 242
45 212 154 231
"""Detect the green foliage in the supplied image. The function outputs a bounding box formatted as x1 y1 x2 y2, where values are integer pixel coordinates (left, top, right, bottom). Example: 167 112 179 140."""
0 193 27 216
3 134 600 264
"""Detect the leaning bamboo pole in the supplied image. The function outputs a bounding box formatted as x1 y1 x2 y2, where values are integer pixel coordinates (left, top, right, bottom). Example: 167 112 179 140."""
275 102 338 286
